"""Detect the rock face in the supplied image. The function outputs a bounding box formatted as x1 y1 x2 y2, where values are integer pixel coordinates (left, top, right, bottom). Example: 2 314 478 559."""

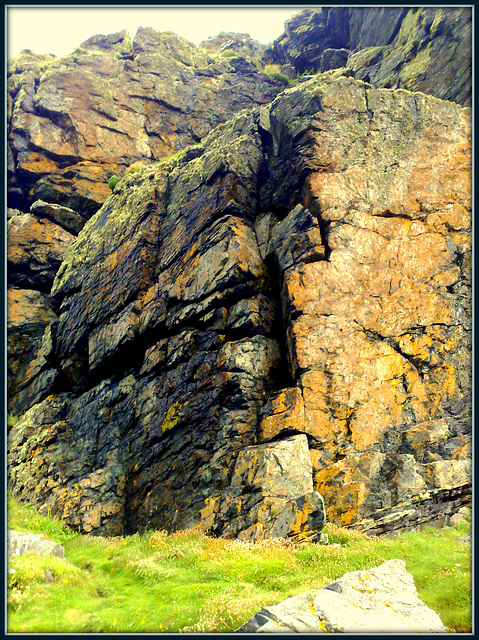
236 558 447 633
7 29 283 214
8 8 471 217
7 73 471 538
200 31 266 61
7 205 78 413
266 7 471 106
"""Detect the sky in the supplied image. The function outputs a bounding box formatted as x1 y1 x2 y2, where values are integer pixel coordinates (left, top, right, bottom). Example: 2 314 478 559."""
6 6 309 59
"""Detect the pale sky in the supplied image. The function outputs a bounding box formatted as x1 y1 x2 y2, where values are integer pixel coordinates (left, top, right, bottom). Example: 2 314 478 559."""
6 6 310 59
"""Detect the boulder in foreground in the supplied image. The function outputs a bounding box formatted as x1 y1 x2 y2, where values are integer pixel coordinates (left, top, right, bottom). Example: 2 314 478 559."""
236 558 447 633
7 529 66 560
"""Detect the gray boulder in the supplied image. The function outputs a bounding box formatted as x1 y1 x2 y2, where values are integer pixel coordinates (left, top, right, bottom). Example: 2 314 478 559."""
236 558 447 633
30 200 86 236
7 529 66 559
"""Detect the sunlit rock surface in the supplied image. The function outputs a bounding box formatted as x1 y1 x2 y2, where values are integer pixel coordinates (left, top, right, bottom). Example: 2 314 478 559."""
7 74 471 537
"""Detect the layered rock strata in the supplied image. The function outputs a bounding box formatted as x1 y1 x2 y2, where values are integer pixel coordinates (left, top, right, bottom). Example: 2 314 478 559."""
7 28 283 214
7 203 81 413
8 8 471 220
7 74 471 538
266 7 471 106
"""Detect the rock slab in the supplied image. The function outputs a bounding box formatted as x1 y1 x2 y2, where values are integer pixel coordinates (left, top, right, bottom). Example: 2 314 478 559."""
7 529 65 559
236 558 447 633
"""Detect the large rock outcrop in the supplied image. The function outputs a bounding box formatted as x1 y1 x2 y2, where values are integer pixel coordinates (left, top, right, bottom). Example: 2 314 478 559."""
8 8 471 219
266 7 471 106
7 73 471 538
7 28 283 215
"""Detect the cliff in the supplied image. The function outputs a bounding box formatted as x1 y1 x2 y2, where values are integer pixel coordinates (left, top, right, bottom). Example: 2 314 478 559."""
7 9 472 540
265 6 471 106
7 8 471 216
7 28 282 215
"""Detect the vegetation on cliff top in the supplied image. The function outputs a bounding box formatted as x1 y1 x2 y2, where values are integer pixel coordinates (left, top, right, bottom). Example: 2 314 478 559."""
7 494 472 634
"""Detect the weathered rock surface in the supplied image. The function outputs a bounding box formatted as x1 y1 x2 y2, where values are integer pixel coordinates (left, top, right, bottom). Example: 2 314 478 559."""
7 287 58 414
7 28 283 214
8 8 471 219
236 558 447 633
7 208 76 292
266 7 471 106
30 200 87 235
7 71 471 538
200 31 266 61
7 529 66 560
7 204 79 413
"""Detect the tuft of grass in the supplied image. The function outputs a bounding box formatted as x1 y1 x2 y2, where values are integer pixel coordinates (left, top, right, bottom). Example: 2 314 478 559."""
7 493 77 546
7 413 19 428
7 494 472 633
155 148 187 168
220 49 243 60
264 64 291 85
297 68 315 79
126 161 147 174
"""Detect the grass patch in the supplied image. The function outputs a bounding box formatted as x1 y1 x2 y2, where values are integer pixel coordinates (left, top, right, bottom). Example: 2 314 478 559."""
7 413 19 428
7 494 472 633
155 148 187 168
125 160 147 174
220 49 243 60
263 64 291 85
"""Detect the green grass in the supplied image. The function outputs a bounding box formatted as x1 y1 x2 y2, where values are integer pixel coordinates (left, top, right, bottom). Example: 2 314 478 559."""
265 70 290 84
7 493 472 633
220 49 243 60
7 413 19 428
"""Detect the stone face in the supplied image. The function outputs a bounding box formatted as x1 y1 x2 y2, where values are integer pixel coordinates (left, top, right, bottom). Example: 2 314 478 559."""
8 28 283 214
200 31 266 60
266 7 471 106
7 75 471 538
6 203 78 412
237 559 447 633
7 288 57 414
8 9 471 216
203 436 326 541
7 210 76 292
30 200 87 235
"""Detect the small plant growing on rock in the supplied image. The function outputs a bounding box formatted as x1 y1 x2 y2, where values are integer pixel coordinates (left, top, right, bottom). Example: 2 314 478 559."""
108 175 120 191
296 68 315 80
126 161 147 175
264 64 290 85
220 49 242 60
7 414 19 428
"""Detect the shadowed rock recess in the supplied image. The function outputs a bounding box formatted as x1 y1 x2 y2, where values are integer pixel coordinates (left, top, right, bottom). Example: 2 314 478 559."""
7 11 471 539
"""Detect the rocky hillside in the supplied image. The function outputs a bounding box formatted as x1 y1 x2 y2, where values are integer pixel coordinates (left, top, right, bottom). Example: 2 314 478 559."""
7 28 282 216
7 8 471 540
265 6 471 106
7 8 471 216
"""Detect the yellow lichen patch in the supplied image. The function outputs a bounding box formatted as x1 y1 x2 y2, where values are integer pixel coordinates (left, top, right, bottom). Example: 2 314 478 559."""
260 388 306 442
17 151 59 175
398 333 433 364
314 462 367 526
196 495 220 532
423 363 457 413
161 401 181 432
